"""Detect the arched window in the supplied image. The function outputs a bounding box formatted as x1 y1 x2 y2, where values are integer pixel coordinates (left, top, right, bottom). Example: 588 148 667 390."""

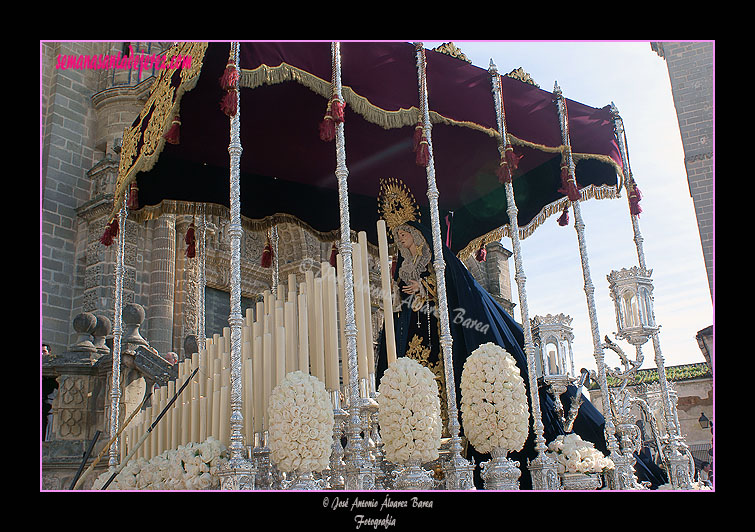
621 290 639 328
545 339 559 375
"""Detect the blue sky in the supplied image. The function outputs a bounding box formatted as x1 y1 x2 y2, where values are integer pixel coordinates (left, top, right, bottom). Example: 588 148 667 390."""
424 41 713 372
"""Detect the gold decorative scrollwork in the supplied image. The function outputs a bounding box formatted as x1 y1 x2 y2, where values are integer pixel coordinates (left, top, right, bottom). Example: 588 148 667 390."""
110 42 208 222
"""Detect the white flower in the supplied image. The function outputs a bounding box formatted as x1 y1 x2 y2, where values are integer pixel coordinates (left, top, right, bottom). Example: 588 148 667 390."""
378 357 442 464
90 436 229 490
460 343 530 454
545 433 613 474
268 371 334 473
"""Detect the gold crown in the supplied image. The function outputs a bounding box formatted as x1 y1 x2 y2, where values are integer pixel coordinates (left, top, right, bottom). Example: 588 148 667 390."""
378 178 420 234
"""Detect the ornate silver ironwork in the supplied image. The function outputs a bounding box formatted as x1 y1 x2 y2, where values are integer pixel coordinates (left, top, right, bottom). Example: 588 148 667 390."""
607 267 658 346
367 373 390 489
480 447 521 490
393 458 436 490
108 190 129 466
197 203 207 348
415 42 475 490
490 60 558 489
327 390 347 489
252 431 273 490
220 42 256 488
328 41 376 490
610 104 693 489
560 472 602 490
600 336 644 489
284 471 327 490
531 313 576 379
271 224 279 295
554 82 622 489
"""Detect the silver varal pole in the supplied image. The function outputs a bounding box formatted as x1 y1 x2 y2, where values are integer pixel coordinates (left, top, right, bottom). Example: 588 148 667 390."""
490 62 558 489
331 41 376 490
554 82 622 488
197 203 206 349
415 42 475 489
611 104 692 489
272 225 279 295
108 191 128 466
218 41 256 489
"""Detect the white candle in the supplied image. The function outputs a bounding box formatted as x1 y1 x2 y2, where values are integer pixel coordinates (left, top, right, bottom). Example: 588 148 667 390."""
336 254 348 388
166 380 175 451
313 277 326 383
157 386 167 454
191 381 200 444
219 385 230 447
298 291 309 374
285 301 296 374
253 335 264 434
263 332 273 431
276 325 286 388
244 356 253 445
212 388 221 441
321 263 333 388
358 232 375 374
150 399 158 458
199 396 208 443
353 244 368 383
377 219 398 366
325 263 339 391
305 269 315 373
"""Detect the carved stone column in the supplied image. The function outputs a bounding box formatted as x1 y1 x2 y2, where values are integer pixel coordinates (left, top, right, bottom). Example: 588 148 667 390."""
175 215 200 360
147 214 176 355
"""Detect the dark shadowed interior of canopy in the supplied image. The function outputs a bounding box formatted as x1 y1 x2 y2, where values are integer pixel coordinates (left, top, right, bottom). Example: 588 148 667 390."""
133 41 622 254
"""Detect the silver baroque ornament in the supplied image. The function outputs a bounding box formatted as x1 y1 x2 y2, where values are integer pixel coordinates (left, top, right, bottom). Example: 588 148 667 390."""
480 448 521 490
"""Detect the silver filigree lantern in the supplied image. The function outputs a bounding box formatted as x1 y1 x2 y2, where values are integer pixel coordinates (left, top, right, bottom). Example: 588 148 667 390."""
607 267 658 347
531 314 575 380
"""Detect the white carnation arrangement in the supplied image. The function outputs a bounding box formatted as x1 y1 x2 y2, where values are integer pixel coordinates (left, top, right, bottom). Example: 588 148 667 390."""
546 433 615 474
268 371 334 473
92 436 228 490
378 357 442 464
460 342 530 454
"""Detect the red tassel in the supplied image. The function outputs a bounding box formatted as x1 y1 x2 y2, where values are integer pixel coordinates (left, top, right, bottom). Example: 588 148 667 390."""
319 115 335 142
185 224 196 258
629 182 643 216
329 242 338 267
558 165 582 201
127 182 139 210
475 241 487 262
496 161 512 184
390 256 397 278
100 219 119 246
220 90 237 117
331 98 345 124
163 115 181 145
412 123 424 152
557 205 570 226
505 146 522 171
260 237 273 268
219 63 239 91
416 138 430 167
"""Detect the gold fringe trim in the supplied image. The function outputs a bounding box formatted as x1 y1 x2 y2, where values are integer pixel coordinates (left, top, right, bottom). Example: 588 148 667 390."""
112 46 627 255
457 183 620 261
109 42 209 222
132 198 380 252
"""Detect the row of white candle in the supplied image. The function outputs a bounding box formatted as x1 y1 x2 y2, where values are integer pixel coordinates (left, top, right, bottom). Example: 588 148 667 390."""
122 225 398 460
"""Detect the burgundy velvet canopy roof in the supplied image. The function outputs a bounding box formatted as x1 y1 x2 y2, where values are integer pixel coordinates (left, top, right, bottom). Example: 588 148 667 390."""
123 41 624 256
